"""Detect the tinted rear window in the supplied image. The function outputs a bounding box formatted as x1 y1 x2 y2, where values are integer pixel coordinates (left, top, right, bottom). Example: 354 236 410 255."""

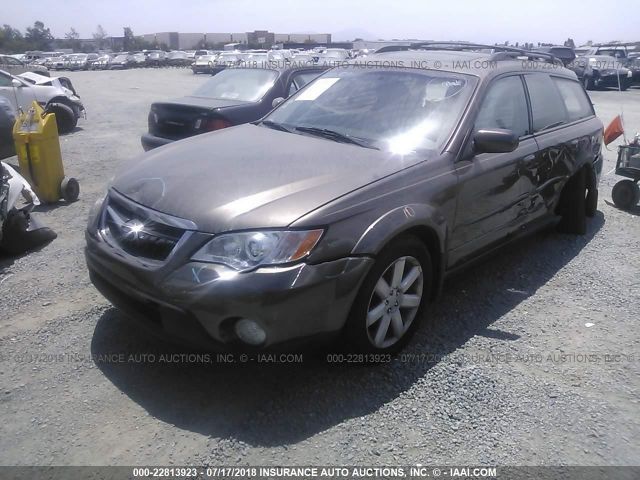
524 74 569 132
552 77 594 121
194 68 278 102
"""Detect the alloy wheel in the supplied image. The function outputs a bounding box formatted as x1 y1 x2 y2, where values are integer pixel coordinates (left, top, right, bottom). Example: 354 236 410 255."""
366 256 424 349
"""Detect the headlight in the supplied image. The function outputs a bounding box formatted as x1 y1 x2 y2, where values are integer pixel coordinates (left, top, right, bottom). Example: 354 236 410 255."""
191 229 324 271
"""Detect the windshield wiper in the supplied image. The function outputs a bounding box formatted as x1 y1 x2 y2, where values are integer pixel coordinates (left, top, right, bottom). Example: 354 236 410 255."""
259 120 292 133
294 126 379 149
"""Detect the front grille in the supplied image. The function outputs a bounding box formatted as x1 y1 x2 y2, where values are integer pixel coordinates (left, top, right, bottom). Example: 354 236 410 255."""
101 196 184 261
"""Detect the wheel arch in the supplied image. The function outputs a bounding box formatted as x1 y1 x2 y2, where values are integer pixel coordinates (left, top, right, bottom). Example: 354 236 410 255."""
47 96 76 111
555 161 595 214
584 160 597 192
351 204 447 300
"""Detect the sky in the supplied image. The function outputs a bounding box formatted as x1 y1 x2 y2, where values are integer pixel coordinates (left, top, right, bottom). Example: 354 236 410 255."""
2 0 637 46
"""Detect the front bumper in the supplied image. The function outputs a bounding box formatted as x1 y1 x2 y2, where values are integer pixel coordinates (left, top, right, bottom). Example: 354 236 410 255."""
85 226 372 350
595 74 632 88
192 65 212 74
141 133 174 151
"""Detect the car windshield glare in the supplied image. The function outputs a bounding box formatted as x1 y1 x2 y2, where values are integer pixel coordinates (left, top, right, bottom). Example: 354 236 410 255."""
265 67 475 154
193 68 279 102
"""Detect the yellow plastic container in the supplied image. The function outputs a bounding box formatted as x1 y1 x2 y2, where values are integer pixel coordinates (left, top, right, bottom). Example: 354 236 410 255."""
12 101 79 204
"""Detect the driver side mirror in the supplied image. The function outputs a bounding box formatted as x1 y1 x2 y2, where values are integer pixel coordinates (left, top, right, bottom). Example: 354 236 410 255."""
272 97 285 108
11 79 23 88
474 129 519 154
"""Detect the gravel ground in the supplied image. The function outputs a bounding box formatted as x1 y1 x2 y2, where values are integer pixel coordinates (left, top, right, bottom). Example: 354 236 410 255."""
0 69 638 467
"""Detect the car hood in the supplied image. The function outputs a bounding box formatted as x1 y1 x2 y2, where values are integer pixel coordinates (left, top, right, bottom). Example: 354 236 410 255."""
157 96 252 110
112 124 420 233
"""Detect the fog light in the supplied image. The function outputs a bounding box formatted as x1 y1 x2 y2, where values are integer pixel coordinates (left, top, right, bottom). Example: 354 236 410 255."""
234 319 266 346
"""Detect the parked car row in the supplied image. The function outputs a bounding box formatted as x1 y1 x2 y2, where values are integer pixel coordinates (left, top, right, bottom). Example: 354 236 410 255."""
12 47 360 74
532 44 639 91
0 55 49 77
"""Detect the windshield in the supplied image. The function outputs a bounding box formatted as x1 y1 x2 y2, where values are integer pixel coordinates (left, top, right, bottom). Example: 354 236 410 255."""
264 67 475 154
193 68 279 102
325 50 348 59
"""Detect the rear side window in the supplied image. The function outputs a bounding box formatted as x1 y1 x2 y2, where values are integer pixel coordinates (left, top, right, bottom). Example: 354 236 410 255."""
475 75 530 138
524 74 569 132
0 73 13 87
552 77 594 121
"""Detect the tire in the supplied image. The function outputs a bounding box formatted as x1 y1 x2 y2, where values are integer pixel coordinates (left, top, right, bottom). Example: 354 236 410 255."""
49 103 77 134
60 177 80 202
346 235 432 354
612 180 640 210
556 168 587 235
0 210 56 255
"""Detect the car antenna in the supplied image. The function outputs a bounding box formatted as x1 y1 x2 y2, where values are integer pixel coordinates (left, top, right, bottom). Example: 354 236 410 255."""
10 77 23 116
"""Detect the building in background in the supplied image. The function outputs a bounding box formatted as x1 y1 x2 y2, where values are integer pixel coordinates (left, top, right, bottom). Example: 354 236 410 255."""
139 30 330 50
247 30 275 47
352 39 430 50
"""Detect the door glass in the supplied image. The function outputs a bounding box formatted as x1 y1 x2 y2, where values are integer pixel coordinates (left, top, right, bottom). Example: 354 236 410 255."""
475 75 529 138
0 73 13 87
525 74 569 131
552 77 594 121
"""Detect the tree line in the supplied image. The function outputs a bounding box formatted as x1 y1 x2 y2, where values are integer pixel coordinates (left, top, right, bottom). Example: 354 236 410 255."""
0 21 159 54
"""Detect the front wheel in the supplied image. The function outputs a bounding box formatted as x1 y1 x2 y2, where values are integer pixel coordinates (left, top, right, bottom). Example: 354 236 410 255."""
346 235 431 354
48 103 77 134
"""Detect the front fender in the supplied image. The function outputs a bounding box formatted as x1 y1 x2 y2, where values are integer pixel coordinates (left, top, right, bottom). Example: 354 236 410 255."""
351 203 447 256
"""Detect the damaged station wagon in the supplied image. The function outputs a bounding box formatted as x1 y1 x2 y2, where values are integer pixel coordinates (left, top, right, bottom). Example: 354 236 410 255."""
86 43 603 354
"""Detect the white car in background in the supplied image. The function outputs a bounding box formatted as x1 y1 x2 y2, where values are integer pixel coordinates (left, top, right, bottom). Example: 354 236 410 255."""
49 55 70 70
67 53 100 71
90 54 112 70
0 55 49 77
0 70 85 134
291 52 317 65
317 48 350 66
191 54 218 74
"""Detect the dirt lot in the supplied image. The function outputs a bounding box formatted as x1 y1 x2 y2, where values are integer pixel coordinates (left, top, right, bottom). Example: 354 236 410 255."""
0 68 638 466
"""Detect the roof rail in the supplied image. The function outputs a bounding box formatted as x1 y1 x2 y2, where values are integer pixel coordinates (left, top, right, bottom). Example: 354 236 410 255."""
373 41 564 66
403 41 563 65
489 50 563 65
